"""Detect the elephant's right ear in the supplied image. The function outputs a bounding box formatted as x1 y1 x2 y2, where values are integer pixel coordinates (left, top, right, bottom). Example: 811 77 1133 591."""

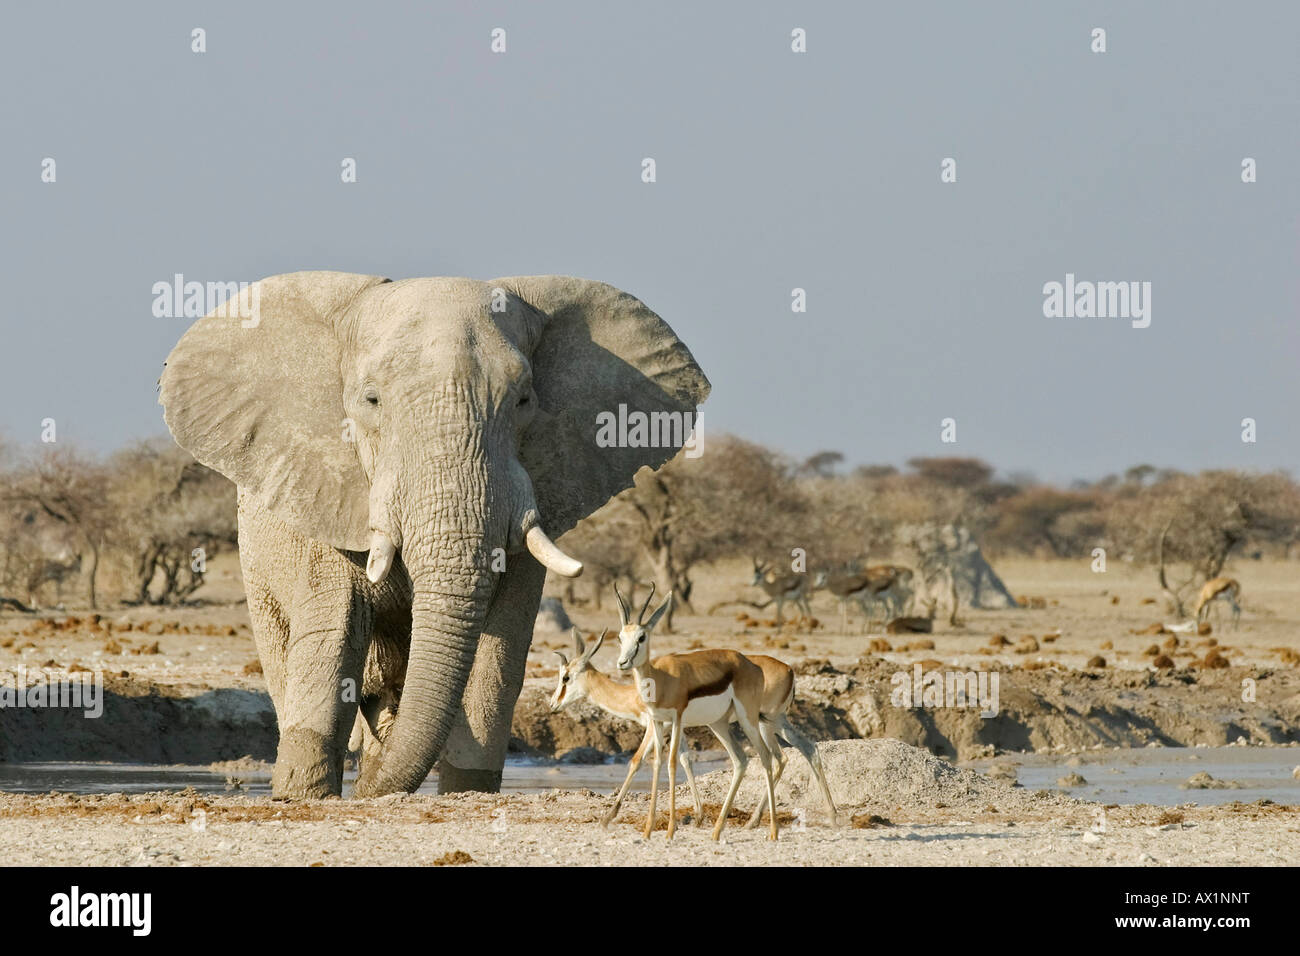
158 271 389 552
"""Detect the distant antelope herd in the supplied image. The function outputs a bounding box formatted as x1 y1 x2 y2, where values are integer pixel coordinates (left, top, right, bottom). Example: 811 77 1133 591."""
751 557 916 631
813 564 914 631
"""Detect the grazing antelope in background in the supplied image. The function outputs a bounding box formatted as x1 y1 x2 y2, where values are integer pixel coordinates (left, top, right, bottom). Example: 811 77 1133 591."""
549 627 706 827
750 558 812 623
1194 576 1242 629
868 565 914 620
814 565 875 632
814 563 914 631
614 584 780 841
24 551 82 608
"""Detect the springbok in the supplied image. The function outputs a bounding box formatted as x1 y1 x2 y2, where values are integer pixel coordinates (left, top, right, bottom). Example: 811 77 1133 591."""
25 551 82 608
615 584 780 841
813 565 874 632
1194 577 1242 630
549 627 705 827
864 565 914 621
751 558 813 624
814 564 913 631
554 625 838 830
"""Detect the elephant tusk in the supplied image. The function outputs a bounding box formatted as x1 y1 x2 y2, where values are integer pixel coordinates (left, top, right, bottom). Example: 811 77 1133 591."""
366 530 397 584
525 526 583 578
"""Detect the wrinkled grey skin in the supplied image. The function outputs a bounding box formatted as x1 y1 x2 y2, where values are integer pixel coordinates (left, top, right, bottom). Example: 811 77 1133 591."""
159 272 708 797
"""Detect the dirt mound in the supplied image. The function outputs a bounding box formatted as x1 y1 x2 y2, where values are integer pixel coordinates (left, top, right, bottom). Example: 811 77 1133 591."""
904 523 1019 610
691 738 1077 815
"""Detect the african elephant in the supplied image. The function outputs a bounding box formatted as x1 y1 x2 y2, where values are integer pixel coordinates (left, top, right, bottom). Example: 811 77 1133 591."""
158 272 709 798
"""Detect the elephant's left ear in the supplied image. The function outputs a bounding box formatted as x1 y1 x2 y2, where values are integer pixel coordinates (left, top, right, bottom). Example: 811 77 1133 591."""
491 276 711 536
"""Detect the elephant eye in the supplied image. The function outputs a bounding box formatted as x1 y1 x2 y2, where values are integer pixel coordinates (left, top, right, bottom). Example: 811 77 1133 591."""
363 388 380 406
517 393 530 407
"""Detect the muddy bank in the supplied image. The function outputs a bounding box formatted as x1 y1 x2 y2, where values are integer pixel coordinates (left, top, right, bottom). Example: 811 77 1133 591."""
0 675 276 763
3 656 1298 766
514 658 1300 761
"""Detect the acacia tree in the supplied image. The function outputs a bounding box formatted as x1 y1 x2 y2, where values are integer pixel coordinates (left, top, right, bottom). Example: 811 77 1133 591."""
796 470 895 570
3 447 112 608
983 487 1103 557
108 440 237 605
556 505 643 610
609 434 804 631
1107 470 1300 614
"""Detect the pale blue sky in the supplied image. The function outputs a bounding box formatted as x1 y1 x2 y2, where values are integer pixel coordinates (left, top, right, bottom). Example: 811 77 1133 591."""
1 1 1296 483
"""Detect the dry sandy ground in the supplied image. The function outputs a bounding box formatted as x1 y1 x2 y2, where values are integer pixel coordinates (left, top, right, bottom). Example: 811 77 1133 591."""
4 802 1298 867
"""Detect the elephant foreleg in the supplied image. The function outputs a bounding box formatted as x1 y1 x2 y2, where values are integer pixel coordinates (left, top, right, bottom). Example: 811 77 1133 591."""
272 582 371 799
437 555 547 793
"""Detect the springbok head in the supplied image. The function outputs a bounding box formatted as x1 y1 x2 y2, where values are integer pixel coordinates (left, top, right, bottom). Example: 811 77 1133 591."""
614 583 672 672
549 627 606 712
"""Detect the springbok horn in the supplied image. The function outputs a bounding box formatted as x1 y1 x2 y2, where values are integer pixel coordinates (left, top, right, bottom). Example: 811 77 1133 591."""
588 629 607 658
553 650 568 666
525 526 583 578
614 583 630 628
366 530 397 585
638 582 657 625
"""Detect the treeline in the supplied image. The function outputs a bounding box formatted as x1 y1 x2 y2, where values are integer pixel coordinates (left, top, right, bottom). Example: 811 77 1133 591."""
3 433 1298 614
0 439 236 609
560 438 1300 623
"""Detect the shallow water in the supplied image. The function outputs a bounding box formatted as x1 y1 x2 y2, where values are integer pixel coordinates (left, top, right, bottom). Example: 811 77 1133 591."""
965 745 1300 806
0 755 729 799
1 746 1295 806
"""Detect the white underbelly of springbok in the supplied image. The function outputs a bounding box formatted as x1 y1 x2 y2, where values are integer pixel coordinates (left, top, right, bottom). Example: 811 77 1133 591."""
653 688 734 727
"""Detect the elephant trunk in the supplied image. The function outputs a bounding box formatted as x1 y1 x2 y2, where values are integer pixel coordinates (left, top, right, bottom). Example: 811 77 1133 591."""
353 568 493 796
353 453 497 797
352 452 581 798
